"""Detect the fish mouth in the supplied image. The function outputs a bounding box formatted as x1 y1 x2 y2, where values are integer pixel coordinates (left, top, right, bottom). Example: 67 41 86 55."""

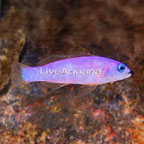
126 70 133 78
129 70 134 75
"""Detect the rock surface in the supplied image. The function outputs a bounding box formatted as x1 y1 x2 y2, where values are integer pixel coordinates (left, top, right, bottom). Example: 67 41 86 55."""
0 0 144 143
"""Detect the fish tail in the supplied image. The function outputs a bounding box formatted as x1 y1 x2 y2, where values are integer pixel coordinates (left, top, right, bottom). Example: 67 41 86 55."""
11 62 30 88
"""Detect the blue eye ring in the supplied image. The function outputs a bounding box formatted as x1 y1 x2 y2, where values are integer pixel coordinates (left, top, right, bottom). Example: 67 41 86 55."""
117 63 125 72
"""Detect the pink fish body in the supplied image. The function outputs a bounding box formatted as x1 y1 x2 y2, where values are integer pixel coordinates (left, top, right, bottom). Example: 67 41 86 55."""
19 56 132 85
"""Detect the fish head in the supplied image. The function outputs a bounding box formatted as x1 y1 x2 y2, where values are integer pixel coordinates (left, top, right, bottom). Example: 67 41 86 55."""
105 62 132 83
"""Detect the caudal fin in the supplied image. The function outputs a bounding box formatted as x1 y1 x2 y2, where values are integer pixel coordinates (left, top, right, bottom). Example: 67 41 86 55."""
11 62 29 88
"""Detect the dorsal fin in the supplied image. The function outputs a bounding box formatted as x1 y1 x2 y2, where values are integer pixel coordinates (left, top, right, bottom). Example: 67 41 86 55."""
37 53 94 66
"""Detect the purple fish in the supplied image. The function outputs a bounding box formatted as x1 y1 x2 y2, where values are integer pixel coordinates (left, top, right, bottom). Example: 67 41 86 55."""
11 55 132 90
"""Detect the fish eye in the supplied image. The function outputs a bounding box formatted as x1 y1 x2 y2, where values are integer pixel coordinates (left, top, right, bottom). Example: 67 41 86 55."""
117 63 125 72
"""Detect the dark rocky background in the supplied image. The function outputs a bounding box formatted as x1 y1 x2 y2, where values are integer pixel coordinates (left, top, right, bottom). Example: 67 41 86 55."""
0 0 144 143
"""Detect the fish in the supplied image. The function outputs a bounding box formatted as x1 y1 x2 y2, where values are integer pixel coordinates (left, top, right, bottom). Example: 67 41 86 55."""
11 55 132 94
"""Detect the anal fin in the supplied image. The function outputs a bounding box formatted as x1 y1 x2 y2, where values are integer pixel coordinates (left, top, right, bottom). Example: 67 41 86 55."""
68 84 97 97
40 82 67 91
